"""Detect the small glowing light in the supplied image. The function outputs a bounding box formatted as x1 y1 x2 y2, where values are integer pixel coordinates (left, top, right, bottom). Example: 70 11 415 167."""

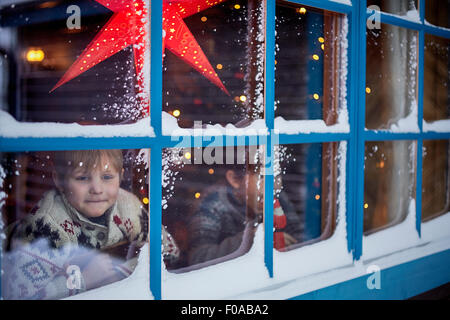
201 16 207 22
321 44 325 50
366 87 372 94
142 197 149 205
26 49 45 62
313 93 320 100
315 194 321 200
378 161 385 169
234 4 241 9
313 54 320 61
172 109 181 117
239 95 247 102
364 203 369 209
318 37 325 43
195 192 201 199
274 59 277 65
216 63 223 70
184 152 192 160
208 168 215 175
297 7 307 14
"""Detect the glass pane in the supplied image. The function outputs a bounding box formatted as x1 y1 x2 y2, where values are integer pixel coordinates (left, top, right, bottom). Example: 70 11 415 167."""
424 34 450 122
364 141 417 234
422 140 450 221
366 23 418 130
275 2 346 123
0 0 148 124
1 149 154 299
162 0 264 128
162 145 263 272
273 143 339 252
367 0 418 15
425 0 450 29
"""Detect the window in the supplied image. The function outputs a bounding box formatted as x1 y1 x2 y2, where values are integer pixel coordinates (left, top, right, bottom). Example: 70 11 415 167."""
0 0 449 300
1 149 150 299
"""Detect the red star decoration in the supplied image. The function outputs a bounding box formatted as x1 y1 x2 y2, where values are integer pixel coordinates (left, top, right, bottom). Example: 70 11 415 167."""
51 0 230 115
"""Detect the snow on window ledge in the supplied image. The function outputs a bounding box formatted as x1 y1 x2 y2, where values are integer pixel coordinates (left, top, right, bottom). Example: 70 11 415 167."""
274 117 350 135
0 111 155 138
362 200 421 262
389 110 420 133
423 119 450 133
162 111 269 137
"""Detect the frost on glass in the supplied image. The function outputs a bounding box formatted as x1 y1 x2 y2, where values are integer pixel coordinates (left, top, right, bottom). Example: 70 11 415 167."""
273 143 339 252
422 140 450 221
162 0 265 128
366 23 418 130
425 0 450 29
424 34 450 122
275 3 346 123
0 149 152 300
364 141 416 235
161 146 263 273
367 0 417 16
0 0 148 124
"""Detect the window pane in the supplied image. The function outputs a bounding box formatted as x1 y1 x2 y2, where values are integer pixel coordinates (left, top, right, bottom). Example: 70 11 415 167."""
422 140 450 221
364 141 417 234
162 146 263 272
162 0 264 128
424 34 450 122
425 0 450 29
1 149 153 299
367 0 418 15
366 24 418 130
275 2 346 123
273 143 339 252
0 0 148 124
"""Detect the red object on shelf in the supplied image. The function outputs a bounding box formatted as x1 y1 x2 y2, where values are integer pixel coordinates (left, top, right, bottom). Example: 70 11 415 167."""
273 198 287 250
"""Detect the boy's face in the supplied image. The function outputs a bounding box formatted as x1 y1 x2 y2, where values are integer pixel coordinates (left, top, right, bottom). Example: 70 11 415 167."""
61 157 121 218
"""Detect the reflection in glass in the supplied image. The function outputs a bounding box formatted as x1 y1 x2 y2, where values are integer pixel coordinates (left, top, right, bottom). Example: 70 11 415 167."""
424 34 450 122
422 140 450 221
274 143 339 252
367 0 417 15
0 149 162 300
162 146 263 272
0 0 147 124
425 0 450 29
364 141 417 234
275 3 345 123
163 0 265 128
366 23 418 130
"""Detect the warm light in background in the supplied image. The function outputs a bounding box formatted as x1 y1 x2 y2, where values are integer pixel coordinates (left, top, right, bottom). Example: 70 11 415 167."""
172 109 181 117
142 197 149 205
366 87 372 94
364 203 369 209
208 168 215 174
313 93 320 100
315 195 321 200
297 7 307 14
184 152 192 160
216 63 223 70
26 49 45 62
201 16 207 22
234 4 241 9
239 95 247 102
321 44 325 50
312 54 320 61
195 192 201 199
318 37 325 43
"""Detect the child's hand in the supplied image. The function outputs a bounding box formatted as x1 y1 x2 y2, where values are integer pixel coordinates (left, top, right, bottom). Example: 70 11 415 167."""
82 253 120 290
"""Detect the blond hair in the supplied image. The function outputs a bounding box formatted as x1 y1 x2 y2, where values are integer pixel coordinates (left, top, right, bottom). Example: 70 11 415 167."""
53 149 123 180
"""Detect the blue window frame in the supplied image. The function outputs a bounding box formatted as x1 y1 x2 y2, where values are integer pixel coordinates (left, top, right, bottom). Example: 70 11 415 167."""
1 0 449 300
